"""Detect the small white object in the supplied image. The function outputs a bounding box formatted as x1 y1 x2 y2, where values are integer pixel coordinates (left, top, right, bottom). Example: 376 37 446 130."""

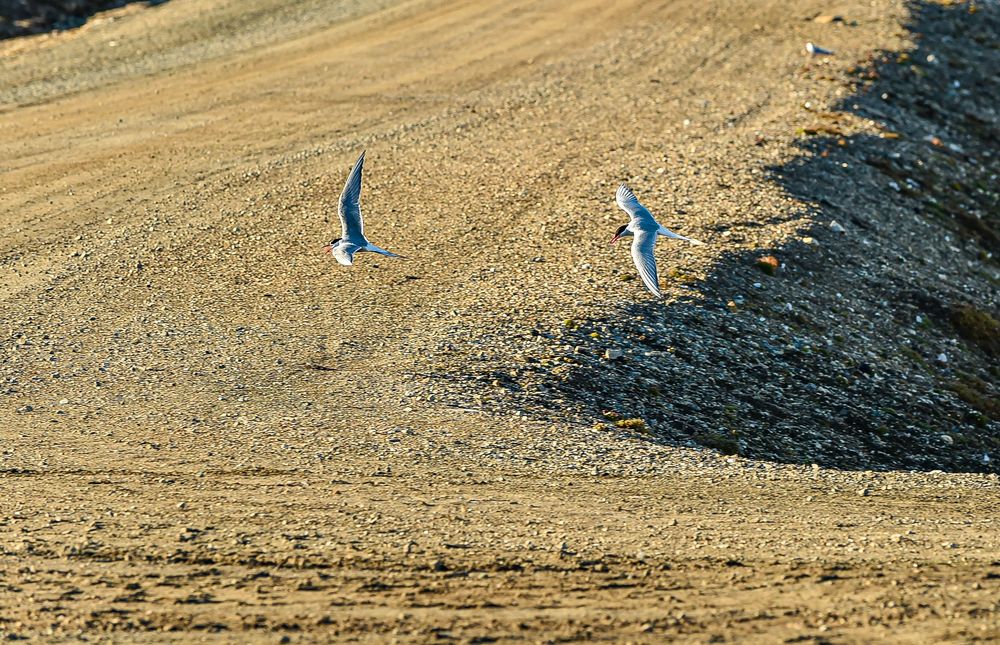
935 352 948 364
604 349 623 360
889 180 901 192
805 42 835 56
940 434 954 446
829 220 846 234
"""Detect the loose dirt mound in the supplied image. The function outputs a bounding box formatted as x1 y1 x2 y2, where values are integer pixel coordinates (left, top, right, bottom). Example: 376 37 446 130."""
0 0 155 40
426 1 1000 473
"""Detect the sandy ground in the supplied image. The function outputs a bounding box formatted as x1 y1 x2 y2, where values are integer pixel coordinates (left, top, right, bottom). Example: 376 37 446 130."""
1 0 998 642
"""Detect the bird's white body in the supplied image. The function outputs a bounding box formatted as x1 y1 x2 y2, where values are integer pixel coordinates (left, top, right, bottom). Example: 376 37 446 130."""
329 240 399 266
613 183 704 297
326 150 405 265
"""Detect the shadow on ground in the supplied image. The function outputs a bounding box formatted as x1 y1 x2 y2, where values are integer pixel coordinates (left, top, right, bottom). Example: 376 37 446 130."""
0 0 167 40
554 0 999 473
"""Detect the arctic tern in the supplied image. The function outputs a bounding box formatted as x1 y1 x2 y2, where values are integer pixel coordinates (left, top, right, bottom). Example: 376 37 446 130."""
324 151 406 265
610 183 704 297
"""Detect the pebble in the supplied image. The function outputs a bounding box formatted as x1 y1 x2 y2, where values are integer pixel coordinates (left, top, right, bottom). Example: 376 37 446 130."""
604 349 623 360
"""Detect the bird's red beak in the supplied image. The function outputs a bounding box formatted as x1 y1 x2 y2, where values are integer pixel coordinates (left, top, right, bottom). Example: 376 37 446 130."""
610 233 622 245
323 243 332 254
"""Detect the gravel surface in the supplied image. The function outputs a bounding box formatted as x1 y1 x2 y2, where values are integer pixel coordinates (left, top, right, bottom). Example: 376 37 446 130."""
409 0 1000 473
0 0 998 642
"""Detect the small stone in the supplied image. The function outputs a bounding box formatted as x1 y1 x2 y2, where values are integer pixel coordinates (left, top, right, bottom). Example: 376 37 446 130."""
858 488 871 497
813 14 843 24
755 255 780 275
829 220 846 234
940 434 954 446
935 352 948 365
58 398 69 405
604 349 623 360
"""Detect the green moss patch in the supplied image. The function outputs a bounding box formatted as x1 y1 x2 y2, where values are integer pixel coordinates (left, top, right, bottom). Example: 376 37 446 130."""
950 305 1000 357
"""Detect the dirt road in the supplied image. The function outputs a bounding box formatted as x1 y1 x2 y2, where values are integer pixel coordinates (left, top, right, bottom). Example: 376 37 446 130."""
1 0 998 641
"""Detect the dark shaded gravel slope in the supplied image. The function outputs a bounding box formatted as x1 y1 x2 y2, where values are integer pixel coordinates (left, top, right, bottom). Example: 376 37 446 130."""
0 0 160 40
430 1 1000 473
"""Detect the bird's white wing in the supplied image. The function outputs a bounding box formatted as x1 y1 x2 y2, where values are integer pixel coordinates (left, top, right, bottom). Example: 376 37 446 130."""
631 229 661 297
338 150 366 241
332 241 361 266
616 183 648 217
